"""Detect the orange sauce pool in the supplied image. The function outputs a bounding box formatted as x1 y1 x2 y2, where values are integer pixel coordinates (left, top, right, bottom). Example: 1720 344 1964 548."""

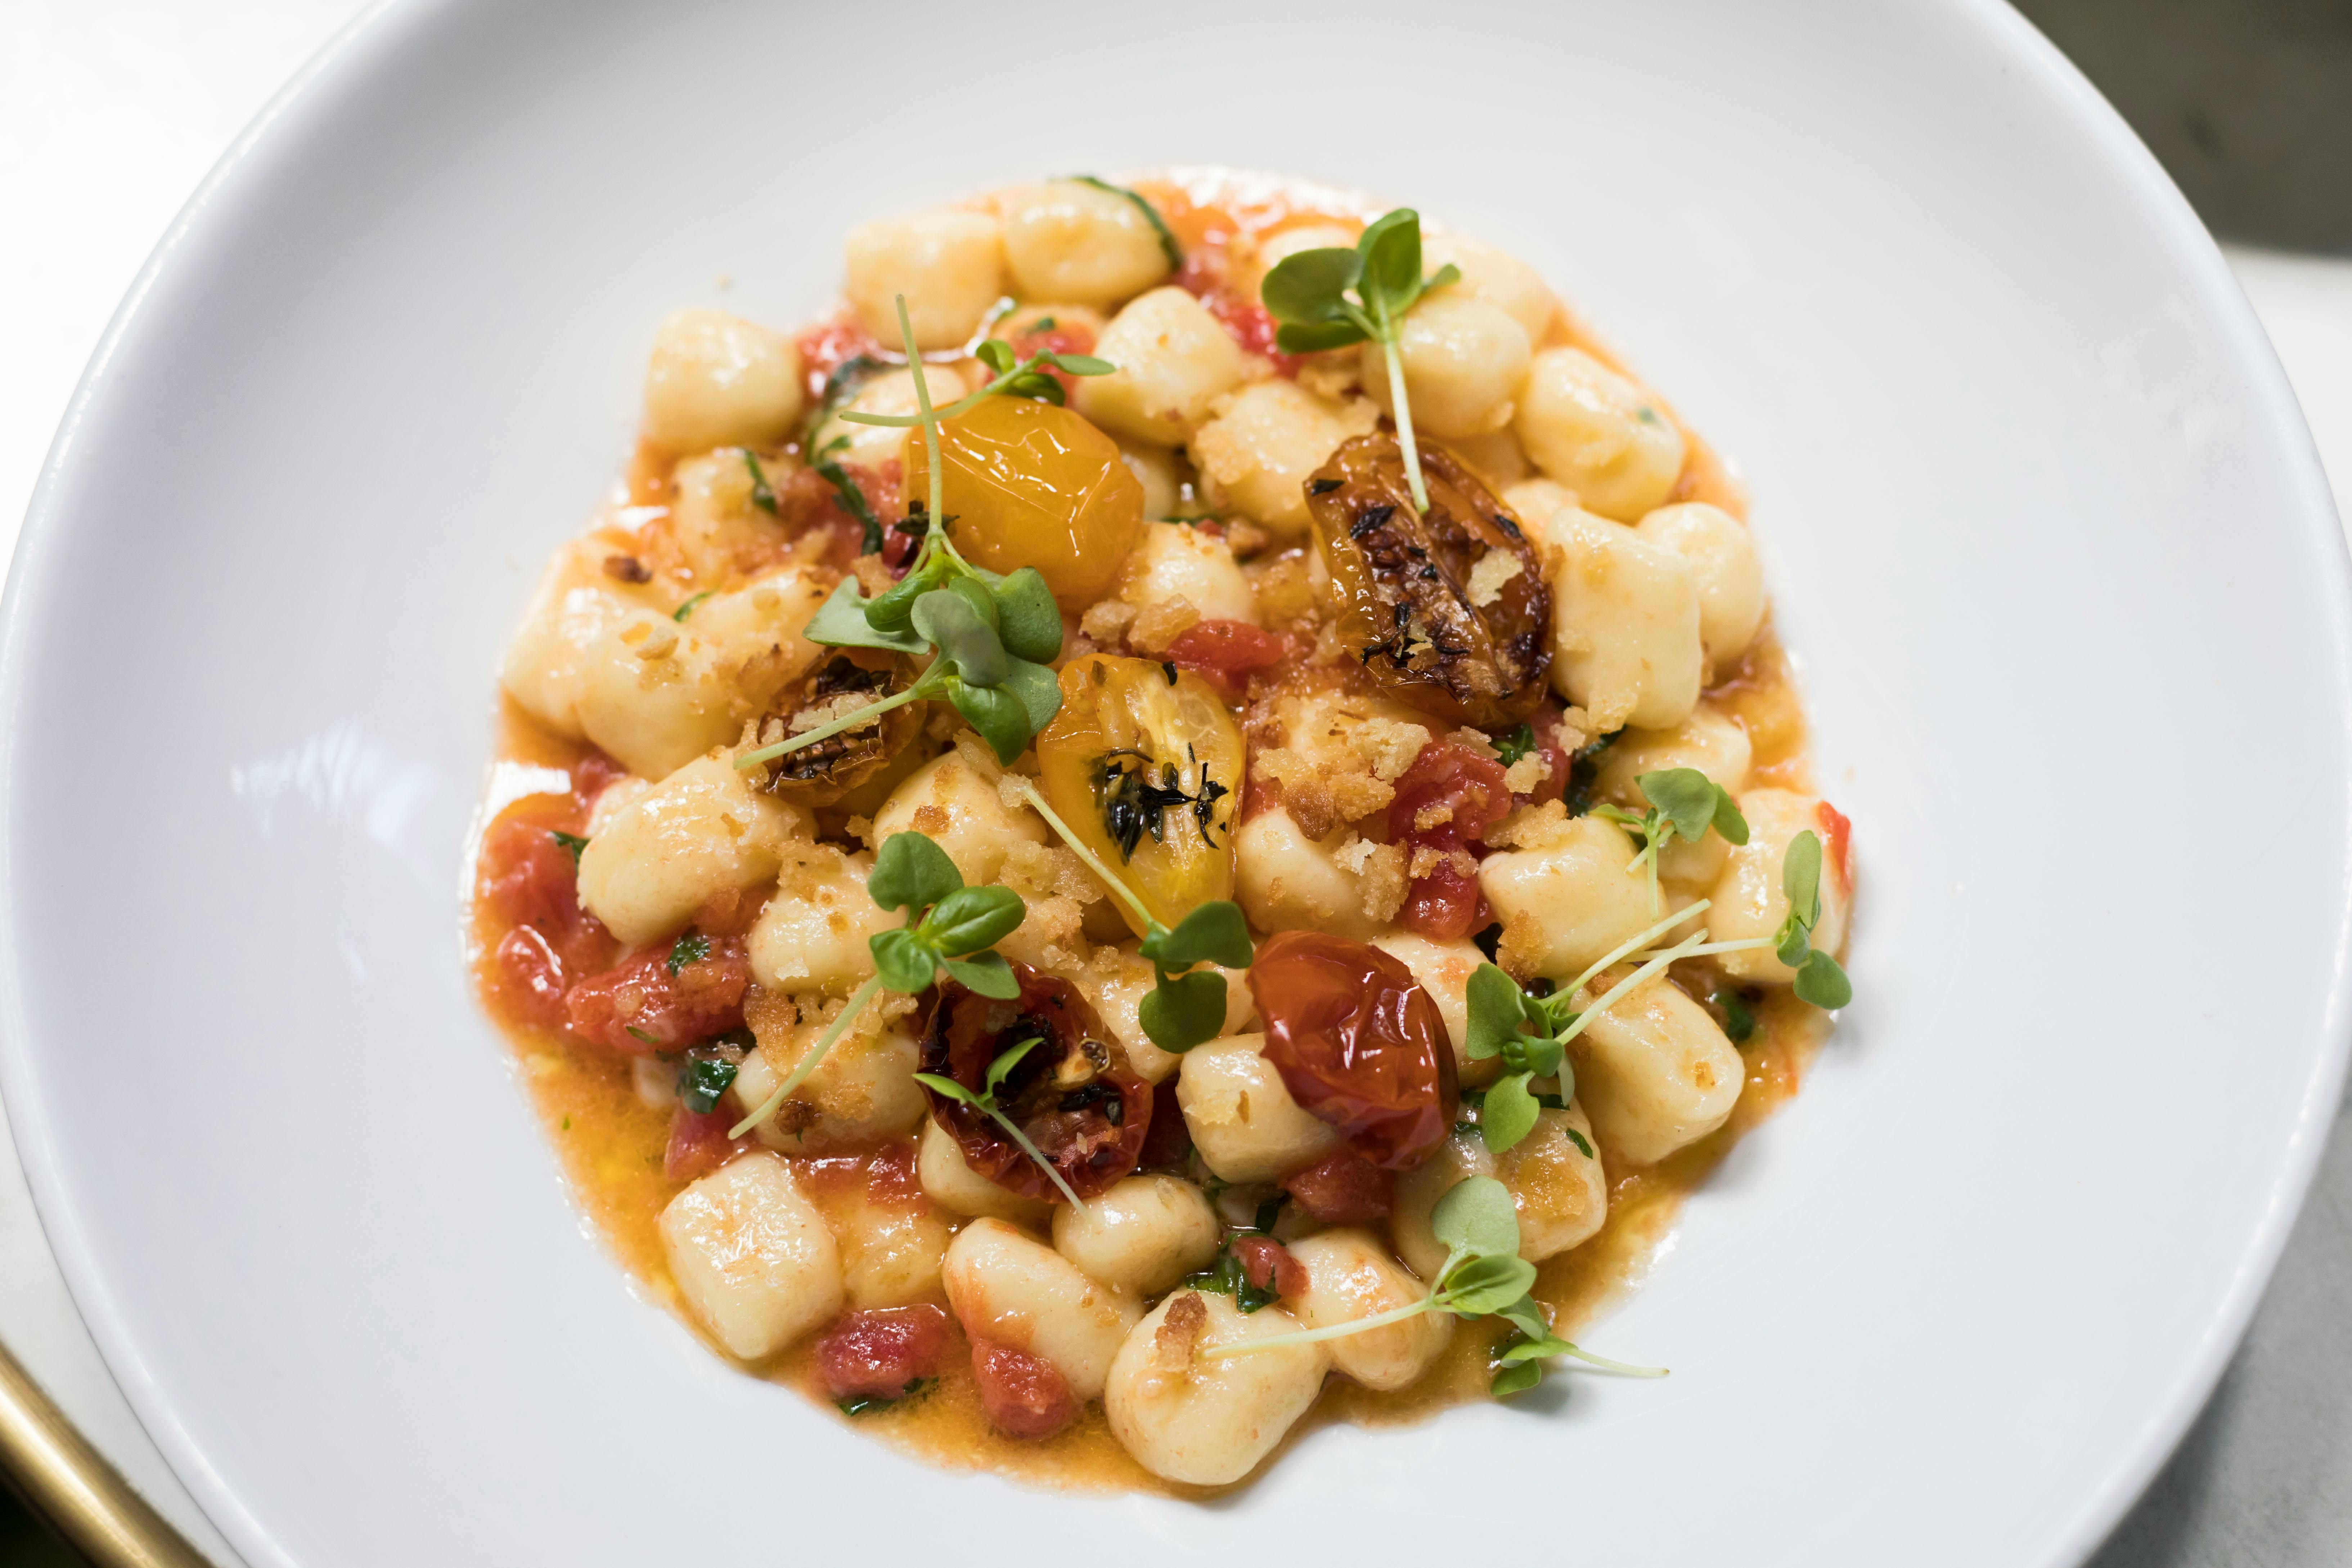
466 166 1834 1494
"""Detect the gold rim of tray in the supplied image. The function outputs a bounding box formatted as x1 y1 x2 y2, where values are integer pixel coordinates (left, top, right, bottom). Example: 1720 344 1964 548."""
0 1336 212 1567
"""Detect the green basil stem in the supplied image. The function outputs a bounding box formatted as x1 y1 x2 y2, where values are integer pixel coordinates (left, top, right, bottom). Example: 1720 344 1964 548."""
727 972 884 1138
733 674 934 771
895 294 962 571
1008 777 1160 935
1199 1294 1439 1359
1558 899 1712 1004
1555 1344 1670 1378
1553 929 1711 1053
1381 329 1432 515
981 1104 1092 1214
1620 936 1776 963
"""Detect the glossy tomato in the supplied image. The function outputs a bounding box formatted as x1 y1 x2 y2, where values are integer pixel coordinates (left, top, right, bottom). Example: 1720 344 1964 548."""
1247 930 1457 1168
902 395 1143 608
918 962 1152 1203
1035 654 1244 937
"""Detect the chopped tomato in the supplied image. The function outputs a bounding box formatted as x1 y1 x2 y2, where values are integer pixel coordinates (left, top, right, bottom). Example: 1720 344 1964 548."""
663 1106 754 1182
778 462 895 565
817 1306 952 1402
1139 1077 1194 1172
1204 294 1302 378
1522 716 1573 805
569 749 626 811
1819 801 1855 897
1281 1148 1395 1223
1248 931 1458 1168
1232 1236 1308 1299
476 797 617 1015
492 926 570 1032
970 1340 1077 1440
864 1140 925 1207
1162 619 1289 702
564 938 749 1053
795 319 886 401
1387 740 1511 941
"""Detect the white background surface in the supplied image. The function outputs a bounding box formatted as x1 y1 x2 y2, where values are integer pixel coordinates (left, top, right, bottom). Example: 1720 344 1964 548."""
0 3 2346 1564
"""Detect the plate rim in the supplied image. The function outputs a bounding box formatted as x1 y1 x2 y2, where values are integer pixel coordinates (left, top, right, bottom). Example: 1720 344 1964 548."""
1 1 2346 1565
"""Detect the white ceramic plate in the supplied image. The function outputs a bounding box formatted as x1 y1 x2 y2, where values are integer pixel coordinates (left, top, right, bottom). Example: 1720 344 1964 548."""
5 0 2345 1562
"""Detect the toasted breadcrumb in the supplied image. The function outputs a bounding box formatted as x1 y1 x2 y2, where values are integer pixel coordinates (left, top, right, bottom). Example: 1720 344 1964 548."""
1465 550 1524 608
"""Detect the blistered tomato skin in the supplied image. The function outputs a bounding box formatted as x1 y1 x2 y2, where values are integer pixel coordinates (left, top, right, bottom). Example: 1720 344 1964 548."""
919 962 1153 1202
903 396 1145 608
1247 931 1458 1168
750 650 926 806
1034 655 1245 937
1308 432 1550 729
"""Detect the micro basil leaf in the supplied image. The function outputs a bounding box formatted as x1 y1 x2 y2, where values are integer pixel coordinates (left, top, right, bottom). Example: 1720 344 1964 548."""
983 1035 1041 1099
1148 900 1253 970
1438 1253 1540 1315
1494 1295 1552 1344
1047 353 1115 377
1355 208 1426 319
1794 951 1853 1010
1783 829 1823 927
666 929 711 975
990 567 1065 664
1465 963 1535 1061
1637 768 1723 845
975 337 1017 376
947 679 1031 767
924 885 1025 955
805 577 930 655
1776 920 1812 971
1481 1071 1542 1154
998 656 1064 739
1431 1175 1522 1263
912 589 1009 688
1137 968 1230 1054
868 830 963 916
940 951 1020 999
862 559 938 637
1260 246 1362 333
1273 316 1370 356
869 927 940 993
943 573 1002 636
912 1072 976 1108
1711 789 1751 846
549 830 589 866
1490 1360 1546 1397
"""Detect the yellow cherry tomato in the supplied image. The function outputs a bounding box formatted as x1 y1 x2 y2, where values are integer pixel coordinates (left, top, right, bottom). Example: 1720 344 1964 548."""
903 395 1144 608
1036 655 1244 936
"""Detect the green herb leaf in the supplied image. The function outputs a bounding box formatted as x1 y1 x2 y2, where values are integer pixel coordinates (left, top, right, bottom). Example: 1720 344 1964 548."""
946 679 1031 765
912 1071 975 1107
869 927 940 993
1711 790 1751 846
1794 950 1852 1009
1261 246 1362 333
983 1035 1043 1099
997 655 1064 736
1438 1252 1540 1315
671 591 712 623
944 573 1003 634
837 1376 934 1416
975 337 1017 376
1355 208 1427 318
1146 900 1253 970
940 951 1020 999
1047 352 1115 377
1775 918 1812 970
1069 175 1183 271
666 929 711 975
862 557 937 637
1480 1071 1542 1154
1494 1295 1551 1343
678 1052 739 1115
811 456 884 554
804 577 929 654
1783 829 1823 926
1490 1360 1546 1397
1494 723 1538 768
1137 967 1231 1053
869 831 963 915
990 567 1065 663
625 1025 659 1045
1466 962 1535 1061
913 588 1008 687
1431 1175 1521 1263
806 354 888 445
1638 768 1724 845
1273 317 1368 356
1715 987 1756 1044
742 449 778 515
549 830 589 866
925 885 1026 955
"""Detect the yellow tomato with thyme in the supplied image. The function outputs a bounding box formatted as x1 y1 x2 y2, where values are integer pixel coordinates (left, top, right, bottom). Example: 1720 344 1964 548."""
1036 655 1244 935
903 395 1144 608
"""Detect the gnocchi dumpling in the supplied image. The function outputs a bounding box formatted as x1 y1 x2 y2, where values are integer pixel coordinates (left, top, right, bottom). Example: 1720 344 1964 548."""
1075 287 1249 445
1515 347 1686 522
1104 1290 1328 1486
1542 507 1703 733
842 207 1006 351
999 179 1175 309
659 1154 842 1360
943 1218 1143 1401
1192 380 1381 538
575 754 805 946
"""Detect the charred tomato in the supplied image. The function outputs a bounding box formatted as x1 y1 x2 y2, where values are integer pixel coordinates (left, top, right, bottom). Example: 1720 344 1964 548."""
1247 930 1457 1168
749 649 926 806
1307 431 1550 729
918 962 1152 1202
1034 655 1244 937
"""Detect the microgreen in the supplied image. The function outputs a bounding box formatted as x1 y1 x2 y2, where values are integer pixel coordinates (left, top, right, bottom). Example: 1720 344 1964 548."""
808 437 885 554
1487 1295 1667 1398
665 928 711 975
833 343 1113 429
1069 174 1183 271
1494 723 1539 769
670 591 712 623
916 1035 1091 1212
804 352 889 449
1183 1199 1288 1311
741 448 777 515
1771 829 1852 1008
1258 208 1459 512
733 296 1072 774
1462 901 1725 1151
549 829 589 866
1593 768 1749 916
729 830 1025 1138
1009 778 1253 1054
1202 1178 1545 1360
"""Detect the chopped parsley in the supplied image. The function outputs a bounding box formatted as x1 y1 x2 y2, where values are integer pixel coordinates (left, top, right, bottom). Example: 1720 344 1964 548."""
549 830 589 866
666 928 711 975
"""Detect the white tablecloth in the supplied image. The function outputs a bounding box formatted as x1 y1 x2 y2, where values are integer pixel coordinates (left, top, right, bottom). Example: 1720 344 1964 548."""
3 5 2347 1564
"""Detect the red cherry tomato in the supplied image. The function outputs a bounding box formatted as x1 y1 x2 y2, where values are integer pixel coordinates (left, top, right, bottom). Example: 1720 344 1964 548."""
1246 931 1457 1168
918 963 1152 1202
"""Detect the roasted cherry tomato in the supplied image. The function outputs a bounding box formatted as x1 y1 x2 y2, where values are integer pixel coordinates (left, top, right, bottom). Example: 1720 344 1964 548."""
1035 655 1245 938
902 396 1144 608
750 650 926 806
919 962 1152 1203
1307 431 1550 729
1247 930 1457 1168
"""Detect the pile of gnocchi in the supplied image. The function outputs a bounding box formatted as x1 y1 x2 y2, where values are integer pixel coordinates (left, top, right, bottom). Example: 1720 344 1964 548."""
473 169 1854 1490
